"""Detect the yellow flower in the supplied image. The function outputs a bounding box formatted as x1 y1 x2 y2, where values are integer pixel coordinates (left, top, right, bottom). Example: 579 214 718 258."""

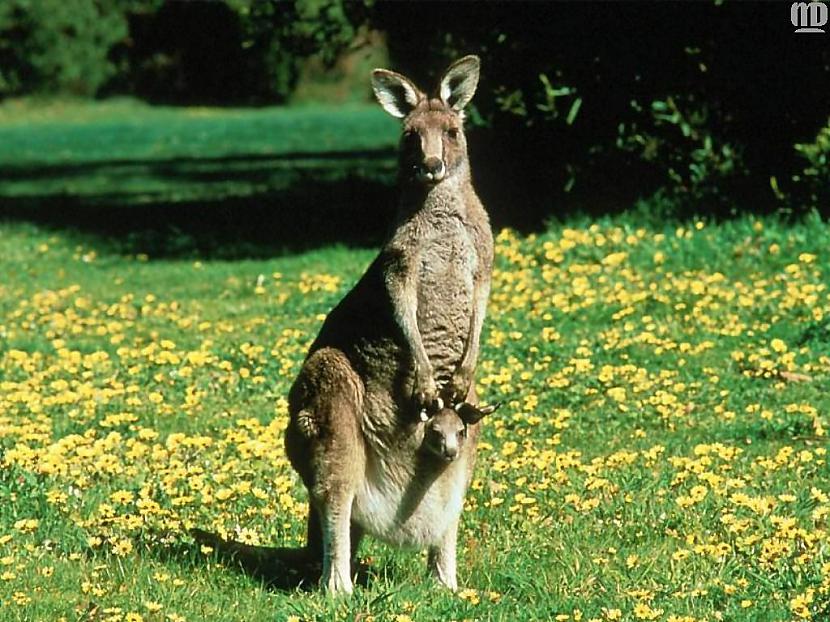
633 603 662 620
458 588 480 605
13 518 39 533
790 589 814 618
12 592 32 605
110 490 135 504
111 538 133 557
607 387 626 403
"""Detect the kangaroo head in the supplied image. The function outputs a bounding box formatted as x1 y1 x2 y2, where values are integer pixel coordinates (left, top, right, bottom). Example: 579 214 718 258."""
371 56 480 186
423 407 469 462
422 401 500 462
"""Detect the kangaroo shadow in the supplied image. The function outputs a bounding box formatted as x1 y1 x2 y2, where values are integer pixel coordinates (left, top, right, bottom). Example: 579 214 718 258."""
188 528 321 591
186 528 374 592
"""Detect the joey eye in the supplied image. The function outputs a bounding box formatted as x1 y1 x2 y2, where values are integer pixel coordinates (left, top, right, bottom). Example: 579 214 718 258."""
458 427 467 439
446 128 459 141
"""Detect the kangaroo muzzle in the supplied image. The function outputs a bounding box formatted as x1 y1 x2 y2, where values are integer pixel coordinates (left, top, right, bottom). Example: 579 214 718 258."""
441 435 459 461
419 156 445 183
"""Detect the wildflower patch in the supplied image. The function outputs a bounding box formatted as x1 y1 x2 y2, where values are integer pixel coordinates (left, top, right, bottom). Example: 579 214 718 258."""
0 215 828 620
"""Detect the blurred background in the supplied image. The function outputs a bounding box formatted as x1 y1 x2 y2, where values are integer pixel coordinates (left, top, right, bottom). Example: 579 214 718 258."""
0 0 828 258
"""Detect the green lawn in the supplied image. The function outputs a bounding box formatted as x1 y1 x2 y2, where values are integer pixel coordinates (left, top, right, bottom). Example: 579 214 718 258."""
0 98 400 258
1 101 829 622
0 98 398 207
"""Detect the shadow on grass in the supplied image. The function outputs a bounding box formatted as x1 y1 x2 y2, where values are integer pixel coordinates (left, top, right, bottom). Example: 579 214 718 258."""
188 528 320 591
0 150 399 260
0 149 395 183
183 528 373 592
0 142 622 260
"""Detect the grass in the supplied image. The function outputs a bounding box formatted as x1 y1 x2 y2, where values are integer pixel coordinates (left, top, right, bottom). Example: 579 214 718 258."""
0 97 397 205
0 97 398 163
0 98 400 258
1 100 829 621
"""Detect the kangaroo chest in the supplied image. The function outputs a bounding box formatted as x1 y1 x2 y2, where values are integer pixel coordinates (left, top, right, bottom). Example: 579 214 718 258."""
414 223 477 381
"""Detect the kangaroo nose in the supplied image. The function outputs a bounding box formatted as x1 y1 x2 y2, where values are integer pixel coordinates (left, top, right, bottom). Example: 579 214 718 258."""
443 443 458 460
422 157 445 181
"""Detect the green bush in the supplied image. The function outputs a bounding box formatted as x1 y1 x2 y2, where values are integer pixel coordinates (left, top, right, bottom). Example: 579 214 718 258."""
233 0 373 102
616 96 743 206
792 119 830 211
115 0 372 104
0 0 128 97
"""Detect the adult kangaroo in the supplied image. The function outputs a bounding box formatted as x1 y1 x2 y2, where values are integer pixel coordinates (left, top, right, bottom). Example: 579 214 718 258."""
284 55 494 594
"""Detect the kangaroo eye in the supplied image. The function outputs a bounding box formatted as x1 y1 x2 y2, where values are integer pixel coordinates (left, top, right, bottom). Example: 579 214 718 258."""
458 427 467 439
446 128 459 140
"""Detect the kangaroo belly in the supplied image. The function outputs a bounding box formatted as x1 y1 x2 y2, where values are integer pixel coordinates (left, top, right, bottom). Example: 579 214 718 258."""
351 455 469 548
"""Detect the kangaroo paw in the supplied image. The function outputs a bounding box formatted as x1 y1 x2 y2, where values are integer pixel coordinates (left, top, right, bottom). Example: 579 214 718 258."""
295 409 320 438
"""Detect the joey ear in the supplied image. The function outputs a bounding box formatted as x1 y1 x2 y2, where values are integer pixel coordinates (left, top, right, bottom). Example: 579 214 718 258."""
371 69 423 118
456 401 501 425
439 55 480 112
478 402 502 416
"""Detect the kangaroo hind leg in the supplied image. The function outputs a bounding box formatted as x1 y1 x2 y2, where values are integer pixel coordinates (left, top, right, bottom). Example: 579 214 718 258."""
292 349 365 594
428 517 459 591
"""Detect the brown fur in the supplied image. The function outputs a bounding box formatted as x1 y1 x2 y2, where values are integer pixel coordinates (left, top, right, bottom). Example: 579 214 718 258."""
284 56 493 594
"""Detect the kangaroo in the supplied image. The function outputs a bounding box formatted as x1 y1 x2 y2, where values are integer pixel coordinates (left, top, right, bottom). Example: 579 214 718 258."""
284 55 494 595
421 402 501 463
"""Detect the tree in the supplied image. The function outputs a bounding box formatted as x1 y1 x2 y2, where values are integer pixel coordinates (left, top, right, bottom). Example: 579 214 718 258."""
0 0 129 97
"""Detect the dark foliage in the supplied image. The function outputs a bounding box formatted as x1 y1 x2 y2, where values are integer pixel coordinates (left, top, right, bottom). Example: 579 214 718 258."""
0 0 130 97
374 2 830 218
2 1 828 221
107 0 373 105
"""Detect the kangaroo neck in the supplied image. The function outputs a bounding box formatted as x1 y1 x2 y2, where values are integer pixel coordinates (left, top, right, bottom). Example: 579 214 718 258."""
395 169 471 223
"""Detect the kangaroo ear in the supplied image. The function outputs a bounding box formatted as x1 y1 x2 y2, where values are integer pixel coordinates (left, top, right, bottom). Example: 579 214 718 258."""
478 402 502 417
456 401 500 425
371 69 423 119
439 55 480 112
